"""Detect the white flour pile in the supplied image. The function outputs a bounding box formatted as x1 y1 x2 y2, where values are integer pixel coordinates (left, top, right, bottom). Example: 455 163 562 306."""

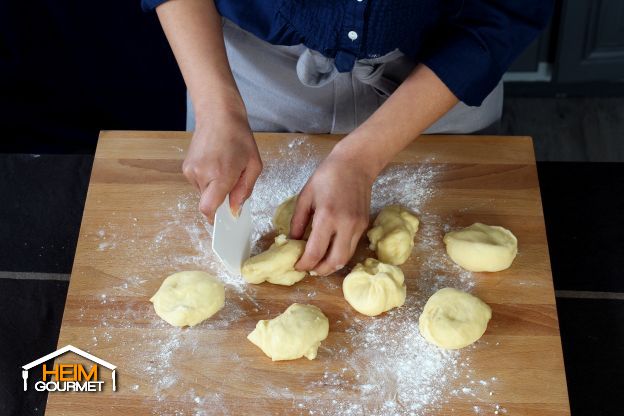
87 136 504 415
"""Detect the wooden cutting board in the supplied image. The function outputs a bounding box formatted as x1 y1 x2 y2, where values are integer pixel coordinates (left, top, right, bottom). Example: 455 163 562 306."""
45 131 570 415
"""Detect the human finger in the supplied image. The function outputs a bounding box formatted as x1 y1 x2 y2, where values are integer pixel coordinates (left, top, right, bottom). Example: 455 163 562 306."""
289 190 313 240
228 159 263 215
313 227 353 276
295 217 334 272
198 179 236 224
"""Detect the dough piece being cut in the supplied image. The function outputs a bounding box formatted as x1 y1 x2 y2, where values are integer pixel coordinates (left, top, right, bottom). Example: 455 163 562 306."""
443 223 518 272
247 303 329 361
242 234 306 286
419 287 492 349
367 205 420 265
273 195 311 238
150 271 224 327
342 258 406 316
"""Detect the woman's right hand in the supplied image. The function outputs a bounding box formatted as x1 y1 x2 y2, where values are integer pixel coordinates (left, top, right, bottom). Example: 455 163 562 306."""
157 0 262 222
183 105 263 224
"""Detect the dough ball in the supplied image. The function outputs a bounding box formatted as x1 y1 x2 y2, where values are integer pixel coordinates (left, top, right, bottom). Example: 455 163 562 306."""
247 303 329 361
242 234 307 286
273 195 311 239
443 223 518 272
367 205 420 265
342 258 406 316
419 287 492 349
150 271 224 327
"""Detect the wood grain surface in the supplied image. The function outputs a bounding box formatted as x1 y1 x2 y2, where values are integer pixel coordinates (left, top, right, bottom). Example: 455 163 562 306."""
45 131 570 415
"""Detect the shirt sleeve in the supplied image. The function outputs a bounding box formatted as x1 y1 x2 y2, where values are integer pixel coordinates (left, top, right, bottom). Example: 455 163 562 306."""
141 0 168 12
423 0 554 106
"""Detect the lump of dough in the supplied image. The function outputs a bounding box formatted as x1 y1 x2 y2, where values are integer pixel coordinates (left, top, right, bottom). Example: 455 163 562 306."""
367 205 420 265
247 303 329 361
342 258 406 316
150 271 224 327
273 195 311 238
241 234 307 286
443 223 518 272
419 287 492 349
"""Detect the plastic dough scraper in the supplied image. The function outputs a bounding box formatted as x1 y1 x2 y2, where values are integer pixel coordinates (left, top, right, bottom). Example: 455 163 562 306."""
212 195 252 275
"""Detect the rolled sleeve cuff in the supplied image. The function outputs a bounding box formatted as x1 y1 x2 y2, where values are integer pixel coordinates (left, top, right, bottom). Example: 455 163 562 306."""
142 0 168 12
423 32 502 107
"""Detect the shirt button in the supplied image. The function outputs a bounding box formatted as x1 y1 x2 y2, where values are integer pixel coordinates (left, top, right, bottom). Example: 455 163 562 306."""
348 31 358 41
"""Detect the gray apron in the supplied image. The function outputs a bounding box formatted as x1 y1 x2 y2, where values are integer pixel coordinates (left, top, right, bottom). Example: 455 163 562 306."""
187 18 503 134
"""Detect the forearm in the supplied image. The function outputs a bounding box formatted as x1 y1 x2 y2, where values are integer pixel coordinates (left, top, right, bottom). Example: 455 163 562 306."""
332 64 458 179
156 0 244 124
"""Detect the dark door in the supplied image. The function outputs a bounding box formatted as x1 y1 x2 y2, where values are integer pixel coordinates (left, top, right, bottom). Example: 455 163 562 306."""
556 0 624 82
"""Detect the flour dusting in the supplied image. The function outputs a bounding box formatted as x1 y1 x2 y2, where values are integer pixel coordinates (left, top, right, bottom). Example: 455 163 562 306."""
84 135 502 415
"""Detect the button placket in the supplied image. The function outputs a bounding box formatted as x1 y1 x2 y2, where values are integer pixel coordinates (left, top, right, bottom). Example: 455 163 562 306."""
349 0 366 47
335 0 368 72
347 0 366 45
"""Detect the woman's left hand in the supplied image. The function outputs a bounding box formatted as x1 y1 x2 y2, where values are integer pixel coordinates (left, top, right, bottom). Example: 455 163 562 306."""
290 148 377 276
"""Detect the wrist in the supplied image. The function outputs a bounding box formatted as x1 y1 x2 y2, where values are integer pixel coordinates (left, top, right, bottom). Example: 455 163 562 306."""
192 86 247 128
330 137 385 184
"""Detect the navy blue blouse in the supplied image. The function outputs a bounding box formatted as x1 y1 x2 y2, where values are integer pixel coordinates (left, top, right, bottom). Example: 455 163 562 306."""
143 0 553 106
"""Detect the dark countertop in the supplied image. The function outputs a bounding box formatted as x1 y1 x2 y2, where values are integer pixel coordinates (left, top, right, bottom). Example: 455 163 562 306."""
0 155 622 415
538 162 624 293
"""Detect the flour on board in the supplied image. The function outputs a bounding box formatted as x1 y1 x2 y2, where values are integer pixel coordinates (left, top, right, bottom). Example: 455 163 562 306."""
85 136 505 415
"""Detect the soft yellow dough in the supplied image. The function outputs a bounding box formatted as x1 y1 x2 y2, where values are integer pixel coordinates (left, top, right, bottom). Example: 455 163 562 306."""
247 303 329 361
342 258 406 316
273 195 295 235
150 271 225 327
367 205 420 265
241 234 307 286
443 223 518 272
272 195 312 238
418 287 492 349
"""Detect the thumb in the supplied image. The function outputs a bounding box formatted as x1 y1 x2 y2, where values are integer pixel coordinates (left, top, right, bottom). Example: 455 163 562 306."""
289 191 313 239
229 163 262 215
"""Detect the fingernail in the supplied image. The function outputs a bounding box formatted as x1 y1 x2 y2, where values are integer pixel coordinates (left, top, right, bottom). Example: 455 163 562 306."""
335 264 345 271
309 271 318 276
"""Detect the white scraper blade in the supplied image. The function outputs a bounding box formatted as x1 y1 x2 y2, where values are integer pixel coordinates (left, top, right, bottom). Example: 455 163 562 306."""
212 196 252 275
